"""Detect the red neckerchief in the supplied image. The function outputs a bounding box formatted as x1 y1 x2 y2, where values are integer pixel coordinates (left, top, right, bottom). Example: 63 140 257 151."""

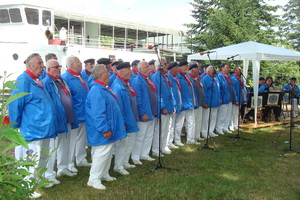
140 73 156 92
170 73 181 89
208 73 216 82
234 74 245 87
116 74 137 96
179 71 191 86
85 69 91 75
67 69 88 90
47 73 70 95
158 71 172 87
25 69 43 88
150 70 155 74
189 73 203 88
132 69 138 75
94 80 118 100
221 71 232 85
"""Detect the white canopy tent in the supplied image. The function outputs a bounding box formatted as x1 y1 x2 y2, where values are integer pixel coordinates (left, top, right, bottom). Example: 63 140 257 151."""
187 41 300 126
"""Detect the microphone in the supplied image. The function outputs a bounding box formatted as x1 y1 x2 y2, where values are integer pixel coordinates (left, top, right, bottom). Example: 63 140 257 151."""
199 51 216 55
227 54 239 60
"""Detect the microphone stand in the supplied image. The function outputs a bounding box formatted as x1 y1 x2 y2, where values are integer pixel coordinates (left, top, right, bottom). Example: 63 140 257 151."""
147 45 180 174
198 53 216 151
279 92 300 157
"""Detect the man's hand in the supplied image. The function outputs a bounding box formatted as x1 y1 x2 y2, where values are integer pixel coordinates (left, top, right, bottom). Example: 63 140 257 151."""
235 102 239 106
162 109 168 115
202 104 208 109
103 131 112 139
141 114 149 122
220 99 223 105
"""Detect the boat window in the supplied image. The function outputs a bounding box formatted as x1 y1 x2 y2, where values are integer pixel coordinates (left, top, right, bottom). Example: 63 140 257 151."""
0 9 10 23
42 10 51 26
9 8 22 23
25 8 39 25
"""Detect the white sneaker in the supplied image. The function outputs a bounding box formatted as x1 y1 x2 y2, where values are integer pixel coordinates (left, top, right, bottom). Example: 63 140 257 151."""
114 169 130 175
44 182 55 188
152 152 164 157
68 166 78 173
196 137 205 141
87 181 106 190
174 142 184 146
101 176 117 182
123 163 136 169
77 160 91 167
215 130 224 135
223 129 232 134
57 169 77 177
229 127 235 131
209 133 218 137
140 156 155 161
162 150 171 155
30 191 42 199
132 159 143 165
168 143 179 149
46 177 60 185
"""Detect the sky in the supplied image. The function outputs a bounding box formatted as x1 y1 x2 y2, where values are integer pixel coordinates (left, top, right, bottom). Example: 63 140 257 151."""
9 0 289 30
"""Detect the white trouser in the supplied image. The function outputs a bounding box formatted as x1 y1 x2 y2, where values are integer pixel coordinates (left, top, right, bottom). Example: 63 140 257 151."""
131 120 154 160
194 107 203 140
69 122 88 168
45 137 57 179
123 132 136 165
230 104 239 130
88 143 114 184
152 114 171 154
174 109 195 143
216 104 229 132
167 114 177 146
224 102 233 130
18 139 50 181
114 136 128 170
202 107 218 137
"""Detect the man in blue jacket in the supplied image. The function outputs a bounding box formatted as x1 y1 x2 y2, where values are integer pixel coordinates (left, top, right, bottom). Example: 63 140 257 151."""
111 62 140 175
167 62 181 150
215 63 235 135
188 62 206 141
201 66 221 138
61 56 90 174
39 53 57 80
175 60 198 145
152 58 175 155
43 59 79 184
131 61 157 163
81 58 95 83
282 77 300 118
86 64 127 190
9 53 57 198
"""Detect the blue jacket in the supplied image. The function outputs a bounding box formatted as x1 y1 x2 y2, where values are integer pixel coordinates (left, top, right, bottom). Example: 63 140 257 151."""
177 73 194 111
81 69 91 84
111 77 140 134
42 75 79 134
201 74 220 108
9 72 57 142
230 75 248 104
200 73 207 79
258 83 270 93
152 71 175 114
131 73 153 122
168 72 181 114
61 70 89 123
85 82 127 146
217 72 231 104
39 68 47 80
109 72 116 87
188 74 202 109
282 83 300 93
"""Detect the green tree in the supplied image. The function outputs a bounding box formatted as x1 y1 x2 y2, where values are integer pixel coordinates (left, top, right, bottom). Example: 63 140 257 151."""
282 0 300 51
186 0 280 52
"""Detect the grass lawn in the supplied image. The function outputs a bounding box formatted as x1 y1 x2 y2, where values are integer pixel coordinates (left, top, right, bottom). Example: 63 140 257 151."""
41 125 300 200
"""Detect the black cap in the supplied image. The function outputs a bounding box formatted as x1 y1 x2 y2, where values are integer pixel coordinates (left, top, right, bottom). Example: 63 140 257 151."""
149 59 155 65
290 77 297 81
131 60 140 66
178 60 188 67
189 63 198 70
203 64 210 69
84 58 95 64
116 62 131 70
168 62 178 70
97 58 111 65
259 77 265 81
111 61 119 67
